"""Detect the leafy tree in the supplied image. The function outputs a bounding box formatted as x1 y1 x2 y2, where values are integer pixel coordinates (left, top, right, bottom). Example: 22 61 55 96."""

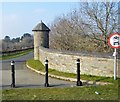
1 33 33 51
11 37 20 43
4 36 11 42
21 33 32 40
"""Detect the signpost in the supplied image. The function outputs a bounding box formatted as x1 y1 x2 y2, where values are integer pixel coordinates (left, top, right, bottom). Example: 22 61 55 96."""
108 32 120 80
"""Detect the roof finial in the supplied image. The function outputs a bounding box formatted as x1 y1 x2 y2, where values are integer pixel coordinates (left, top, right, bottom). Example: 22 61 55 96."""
41 20 43 23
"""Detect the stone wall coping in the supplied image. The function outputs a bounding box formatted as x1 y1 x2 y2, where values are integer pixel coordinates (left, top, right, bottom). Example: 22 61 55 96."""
39 47 113 59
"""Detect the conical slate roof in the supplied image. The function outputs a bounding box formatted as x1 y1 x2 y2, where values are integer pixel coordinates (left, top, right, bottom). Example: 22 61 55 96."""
32 21 50 31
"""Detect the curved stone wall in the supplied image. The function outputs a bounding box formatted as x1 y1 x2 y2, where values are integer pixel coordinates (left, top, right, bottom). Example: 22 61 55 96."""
39 47 119 77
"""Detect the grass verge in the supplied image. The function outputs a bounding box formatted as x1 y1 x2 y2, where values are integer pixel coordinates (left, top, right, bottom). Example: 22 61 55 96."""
26 59 119 83
0 49 33 60
2 85 119 100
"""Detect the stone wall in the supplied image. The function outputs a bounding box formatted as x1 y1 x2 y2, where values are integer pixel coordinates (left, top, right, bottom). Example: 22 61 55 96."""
34 31 43 60
39 47 119 77
34 31 49 60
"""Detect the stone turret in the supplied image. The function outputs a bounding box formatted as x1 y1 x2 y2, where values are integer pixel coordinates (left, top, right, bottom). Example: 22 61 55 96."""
32 21 50 60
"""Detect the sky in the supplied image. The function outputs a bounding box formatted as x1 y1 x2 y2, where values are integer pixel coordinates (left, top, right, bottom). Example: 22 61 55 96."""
0 0 119 39
0 2 80 39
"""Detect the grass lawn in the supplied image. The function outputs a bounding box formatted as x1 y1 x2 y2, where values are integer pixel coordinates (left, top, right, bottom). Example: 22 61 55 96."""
2 59 120 101
2 84 119 100
0 49 33 60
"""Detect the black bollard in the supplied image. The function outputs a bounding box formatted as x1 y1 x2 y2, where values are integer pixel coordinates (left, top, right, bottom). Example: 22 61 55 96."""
76 59 82 86
11 60 15 88
44 59 49 87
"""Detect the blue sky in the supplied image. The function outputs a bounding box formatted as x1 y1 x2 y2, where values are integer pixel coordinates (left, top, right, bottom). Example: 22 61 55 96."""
1 1 119 39
1 2 79 39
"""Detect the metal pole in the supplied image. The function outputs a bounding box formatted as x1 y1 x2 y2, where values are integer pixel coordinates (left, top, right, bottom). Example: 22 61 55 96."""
44 59 49 87
11 60 15 88
114 48 117 80
76 59 82 86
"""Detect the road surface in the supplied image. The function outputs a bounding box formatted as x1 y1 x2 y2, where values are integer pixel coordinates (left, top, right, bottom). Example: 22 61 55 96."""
1 52 75 89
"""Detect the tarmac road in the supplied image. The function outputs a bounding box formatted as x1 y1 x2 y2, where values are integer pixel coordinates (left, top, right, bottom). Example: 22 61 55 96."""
1 52 75 89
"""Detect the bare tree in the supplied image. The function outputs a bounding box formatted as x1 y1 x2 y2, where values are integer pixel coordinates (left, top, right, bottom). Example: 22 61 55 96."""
50 16 85 51
79 2 118 49
50 2 118 52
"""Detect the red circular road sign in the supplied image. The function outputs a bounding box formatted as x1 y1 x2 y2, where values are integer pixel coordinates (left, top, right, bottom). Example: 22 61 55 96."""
108 32 120 48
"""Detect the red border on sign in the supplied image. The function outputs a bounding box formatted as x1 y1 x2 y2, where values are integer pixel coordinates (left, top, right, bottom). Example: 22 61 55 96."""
108 32 120 48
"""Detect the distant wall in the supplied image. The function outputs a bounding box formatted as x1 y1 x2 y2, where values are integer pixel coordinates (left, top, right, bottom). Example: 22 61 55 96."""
39 47 119 77
1 47 33 55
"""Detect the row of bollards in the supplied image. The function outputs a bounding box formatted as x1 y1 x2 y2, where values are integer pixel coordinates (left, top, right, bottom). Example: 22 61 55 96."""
10 59 82 88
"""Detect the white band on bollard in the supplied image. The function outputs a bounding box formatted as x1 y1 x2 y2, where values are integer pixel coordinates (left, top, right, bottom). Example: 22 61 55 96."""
11 61 15 65
11 63 14 65
45 62 48 64
76 62 80 64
